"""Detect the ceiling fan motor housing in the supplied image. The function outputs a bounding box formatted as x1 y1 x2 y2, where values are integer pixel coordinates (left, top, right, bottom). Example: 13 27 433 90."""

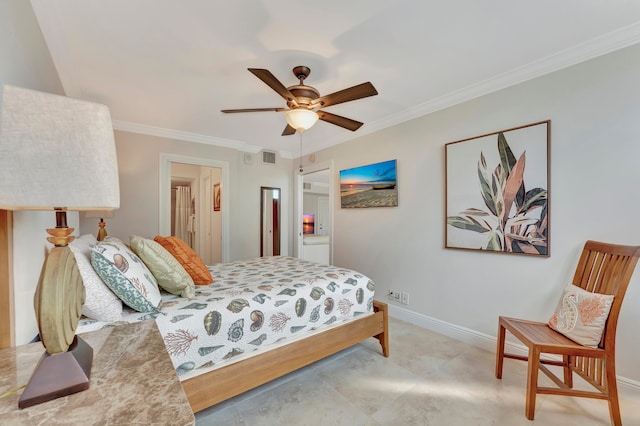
287 85 319 108
288 65 318 108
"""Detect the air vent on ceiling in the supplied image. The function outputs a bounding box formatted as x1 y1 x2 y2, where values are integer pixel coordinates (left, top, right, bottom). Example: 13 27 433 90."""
262 150 276 165
303 183 311 190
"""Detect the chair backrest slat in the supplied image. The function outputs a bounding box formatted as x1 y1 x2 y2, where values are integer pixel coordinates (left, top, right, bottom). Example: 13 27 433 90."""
571 241 640 350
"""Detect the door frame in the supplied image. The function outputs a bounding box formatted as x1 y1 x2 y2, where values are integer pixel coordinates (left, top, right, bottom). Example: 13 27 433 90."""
200 171 212 264
295 160 334 263
159 153 230 263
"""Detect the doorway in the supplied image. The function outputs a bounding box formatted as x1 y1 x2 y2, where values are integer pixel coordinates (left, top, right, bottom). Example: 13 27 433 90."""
260 187 280 256
170 163 222 264
159 153 230 263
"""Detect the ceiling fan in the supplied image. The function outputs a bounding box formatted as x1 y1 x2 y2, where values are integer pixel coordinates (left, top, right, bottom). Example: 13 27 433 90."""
221 66 378 136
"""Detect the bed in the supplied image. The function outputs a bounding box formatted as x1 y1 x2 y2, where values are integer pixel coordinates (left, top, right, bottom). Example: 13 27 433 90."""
76 253 389 413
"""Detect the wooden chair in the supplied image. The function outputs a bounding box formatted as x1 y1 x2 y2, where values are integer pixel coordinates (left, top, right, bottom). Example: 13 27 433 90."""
495 240 640 425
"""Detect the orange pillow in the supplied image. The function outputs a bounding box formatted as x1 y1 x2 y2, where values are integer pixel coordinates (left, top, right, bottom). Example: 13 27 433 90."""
153 236 213 285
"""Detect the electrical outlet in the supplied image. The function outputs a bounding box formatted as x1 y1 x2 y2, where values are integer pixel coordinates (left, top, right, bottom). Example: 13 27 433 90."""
388 289 395 301
401 291 409 305
394 291 401 302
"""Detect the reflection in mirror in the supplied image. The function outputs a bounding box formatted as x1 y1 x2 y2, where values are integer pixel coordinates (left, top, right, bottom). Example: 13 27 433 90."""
301 170 330 264
261 187 280 256
303 170 329 235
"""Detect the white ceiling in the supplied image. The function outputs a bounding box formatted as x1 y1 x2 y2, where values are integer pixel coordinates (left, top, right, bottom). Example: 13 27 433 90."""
31 1 640 158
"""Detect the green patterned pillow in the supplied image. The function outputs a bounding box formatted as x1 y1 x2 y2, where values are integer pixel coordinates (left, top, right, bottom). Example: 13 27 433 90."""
129 235 195 298
90 240 161 313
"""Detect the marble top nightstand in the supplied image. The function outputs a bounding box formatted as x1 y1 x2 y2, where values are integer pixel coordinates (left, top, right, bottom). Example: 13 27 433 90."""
0 320 194 425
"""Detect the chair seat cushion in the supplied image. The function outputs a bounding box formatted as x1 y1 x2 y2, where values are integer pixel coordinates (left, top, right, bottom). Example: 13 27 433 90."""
548 284 614 348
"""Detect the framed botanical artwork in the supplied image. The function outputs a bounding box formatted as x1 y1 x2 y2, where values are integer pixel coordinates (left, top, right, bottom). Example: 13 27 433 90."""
445 120 550 256
339 159 398 208
213 183 221 211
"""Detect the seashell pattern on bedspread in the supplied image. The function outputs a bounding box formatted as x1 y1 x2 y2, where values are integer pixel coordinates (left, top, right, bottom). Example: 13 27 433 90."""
76 256 375 381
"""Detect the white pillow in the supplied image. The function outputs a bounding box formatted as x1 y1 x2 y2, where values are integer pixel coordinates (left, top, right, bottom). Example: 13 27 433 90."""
69 234 122 321
548 284 614 348
91 239 162 313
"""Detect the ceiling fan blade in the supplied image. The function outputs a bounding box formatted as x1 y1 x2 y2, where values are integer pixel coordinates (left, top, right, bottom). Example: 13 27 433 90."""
248 68 298 107
281 124 297 136
221 107 286 113
311 82 378 108
316 111 363 131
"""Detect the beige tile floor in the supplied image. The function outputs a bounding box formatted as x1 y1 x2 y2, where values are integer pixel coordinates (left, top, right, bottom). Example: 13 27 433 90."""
195 317 640 425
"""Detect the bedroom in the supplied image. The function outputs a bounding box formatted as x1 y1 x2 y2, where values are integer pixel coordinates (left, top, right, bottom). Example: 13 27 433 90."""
2 1 640 424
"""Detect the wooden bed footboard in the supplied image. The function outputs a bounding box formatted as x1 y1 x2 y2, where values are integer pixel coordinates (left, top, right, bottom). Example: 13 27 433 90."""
183 300 389 413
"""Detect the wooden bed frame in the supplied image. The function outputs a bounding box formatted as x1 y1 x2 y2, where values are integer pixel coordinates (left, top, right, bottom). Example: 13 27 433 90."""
0 216 389 412
182 299 389 413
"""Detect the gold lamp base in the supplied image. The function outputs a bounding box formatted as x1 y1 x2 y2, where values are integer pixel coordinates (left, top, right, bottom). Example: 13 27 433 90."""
96 219 107 241
45 227 75 246
46 210 75 246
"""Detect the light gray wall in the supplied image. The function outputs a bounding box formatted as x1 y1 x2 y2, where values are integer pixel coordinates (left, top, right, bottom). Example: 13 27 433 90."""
79 130 294 262
304 43 640 386
0 0 69 344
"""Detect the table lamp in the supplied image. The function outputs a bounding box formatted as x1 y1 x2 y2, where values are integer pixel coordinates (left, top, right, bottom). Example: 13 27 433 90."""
0 85 120 408
84 210 115 241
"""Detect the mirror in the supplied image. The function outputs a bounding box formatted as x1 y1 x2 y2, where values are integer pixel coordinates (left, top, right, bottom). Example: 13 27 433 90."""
260 187 280 256
300 169 331 264
303 170 330 236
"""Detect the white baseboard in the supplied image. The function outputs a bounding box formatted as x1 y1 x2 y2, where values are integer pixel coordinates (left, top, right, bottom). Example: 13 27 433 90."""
387 304 640 403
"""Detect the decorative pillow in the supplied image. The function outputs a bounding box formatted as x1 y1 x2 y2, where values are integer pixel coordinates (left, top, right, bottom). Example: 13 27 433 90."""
548 284 614 348
90 239 162 312
153 235 213 285
129 235 196 298
103 236 124 244
69 234 122 321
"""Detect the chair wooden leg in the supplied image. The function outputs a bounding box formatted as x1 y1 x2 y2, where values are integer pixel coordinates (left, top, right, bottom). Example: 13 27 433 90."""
606 359 622 426
495 321 506 379
525 347 540 420
563 355 573 387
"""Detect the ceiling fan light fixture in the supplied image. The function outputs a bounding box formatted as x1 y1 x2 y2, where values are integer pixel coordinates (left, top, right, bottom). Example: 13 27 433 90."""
284 108 319 131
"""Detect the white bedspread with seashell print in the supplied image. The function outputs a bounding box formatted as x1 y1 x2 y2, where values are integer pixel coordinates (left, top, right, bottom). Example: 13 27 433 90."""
76 256 375 381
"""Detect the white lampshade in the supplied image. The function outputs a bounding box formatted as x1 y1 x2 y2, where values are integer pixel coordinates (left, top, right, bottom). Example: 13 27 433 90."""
0 85 119 211
284 108 319 131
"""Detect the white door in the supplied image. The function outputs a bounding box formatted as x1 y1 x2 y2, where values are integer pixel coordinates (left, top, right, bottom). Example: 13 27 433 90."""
201 173 213 264
317 196 329 235
263 193 274 255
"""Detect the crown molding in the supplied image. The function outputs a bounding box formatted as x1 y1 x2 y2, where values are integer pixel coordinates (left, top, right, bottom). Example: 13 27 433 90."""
111 120 296 159
111 120 261 153
324 21 640 148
